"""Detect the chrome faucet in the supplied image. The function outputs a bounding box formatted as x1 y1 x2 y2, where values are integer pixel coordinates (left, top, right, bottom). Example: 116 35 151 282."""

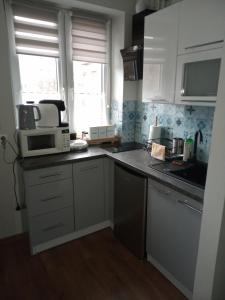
193 130 203 160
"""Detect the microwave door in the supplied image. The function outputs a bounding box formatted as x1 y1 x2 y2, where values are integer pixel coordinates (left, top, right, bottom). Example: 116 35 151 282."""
27 134 55 151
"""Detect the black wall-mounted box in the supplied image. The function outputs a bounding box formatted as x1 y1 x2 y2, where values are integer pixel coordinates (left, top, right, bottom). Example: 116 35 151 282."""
121 9 155 81
132 9 155 46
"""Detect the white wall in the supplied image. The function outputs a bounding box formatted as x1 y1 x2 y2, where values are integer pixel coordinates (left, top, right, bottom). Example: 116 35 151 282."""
111 13 125 103
0 0 18 238
193 46 225 300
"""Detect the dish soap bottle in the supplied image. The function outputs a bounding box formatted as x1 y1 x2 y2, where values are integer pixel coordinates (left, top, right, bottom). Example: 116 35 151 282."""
183 138 193 161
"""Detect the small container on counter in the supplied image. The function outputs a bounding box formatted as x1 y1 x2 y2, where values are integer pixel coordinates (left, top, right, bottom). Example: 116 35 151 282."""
177 138 184 154
183 138 194 161
172 138 184 154
172 138 178 154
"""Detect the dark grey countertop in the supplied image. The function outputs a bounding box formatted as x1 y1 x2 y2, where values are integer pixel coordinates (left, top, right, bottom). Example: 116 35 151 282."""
19 146 204 203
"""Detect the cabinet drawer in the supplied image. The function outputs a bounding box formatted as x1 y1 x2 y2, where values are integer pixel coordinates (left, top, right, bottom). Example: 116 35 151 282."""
27 178 73 216
30 206 74 246
24 164 72 186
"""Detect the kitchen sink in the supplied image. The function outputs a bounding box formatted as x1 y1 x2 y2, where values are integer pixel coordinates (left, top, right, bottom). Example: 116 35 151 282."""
168 162 207 188
149 161 208 189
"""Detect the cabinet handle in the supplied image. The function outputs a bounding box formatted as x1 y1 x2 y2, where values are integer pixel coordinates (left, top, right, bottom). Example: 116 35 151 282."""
42 222 64 232
146 98 167 102
40 195 62 202
177 200 202 214
180 100 216 103
184 40 223 50
39 172 62 179
151 184 172 196
80 165 98 172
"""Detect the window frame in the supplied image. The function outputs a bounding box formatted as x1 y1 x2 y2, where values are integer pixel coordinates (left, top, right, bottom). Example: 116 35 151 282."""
7 2 111 133
66 12 111 133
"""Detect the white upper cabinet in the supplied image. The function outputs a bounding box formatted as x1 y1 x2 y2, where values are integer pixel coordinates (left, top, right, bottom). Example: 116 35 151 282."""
142 3 180 103
175 47 222 105
178 0 225 55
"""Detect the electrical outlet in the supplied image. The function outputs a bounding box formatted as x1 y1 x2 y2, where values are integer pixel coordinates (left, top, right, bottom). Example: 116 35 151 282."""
0 134 7 147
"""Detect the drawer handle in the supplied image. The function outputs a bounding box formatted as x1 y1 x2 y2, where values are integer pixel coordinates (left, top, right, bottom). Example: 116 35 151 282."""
177 200 202 214
80 165 98 172
185 40 223 50
39 172 62 179
40 195 62 202
180 100 216 103
42 222 64 232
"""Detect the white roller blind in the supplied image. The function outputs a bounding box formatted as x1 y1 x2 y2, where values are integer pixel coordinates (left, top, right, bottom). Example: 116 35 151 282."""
12 3 59 57
72 15 107 64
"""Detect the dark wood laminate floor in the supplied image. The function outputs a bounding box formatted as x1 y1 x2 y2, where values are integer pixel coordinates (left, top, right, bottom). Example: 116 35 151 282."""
0 228 187 300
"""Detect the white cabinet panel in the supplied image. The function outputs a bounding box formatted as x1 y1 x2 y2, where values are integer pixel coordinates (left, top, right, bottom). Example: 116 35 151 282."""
73 159 106 230
142 3 180 103
30 206 74 246
147 180 202 295
27 178 73 217
175 48 222 105
24 164 72 186
178 0 225 55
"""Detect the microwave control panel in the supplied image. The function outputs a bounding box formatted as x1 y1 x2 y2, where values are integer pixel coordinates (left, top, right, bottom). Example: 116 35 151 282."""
62 129 70 152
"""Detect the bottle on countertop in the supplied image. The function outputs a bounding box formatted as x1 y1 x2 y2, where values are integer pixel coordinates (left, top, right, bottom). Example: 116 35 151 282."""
183 138 194 161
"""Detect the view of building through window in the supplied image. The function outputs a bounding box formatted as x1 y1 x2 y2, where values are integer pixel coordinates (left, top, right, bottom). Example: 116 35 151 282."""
73 61 107 135
18 54 60 104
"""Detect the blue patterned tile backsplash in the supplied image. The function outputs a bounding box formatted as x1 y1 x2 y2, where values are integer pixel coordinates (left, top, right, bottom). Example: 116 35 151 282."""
111 100 215 162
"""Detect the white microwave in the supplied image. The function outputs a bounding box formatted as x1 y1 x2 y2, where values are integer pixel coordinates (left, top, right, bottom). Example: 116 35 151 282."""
175 47 222 104
18 128 70 158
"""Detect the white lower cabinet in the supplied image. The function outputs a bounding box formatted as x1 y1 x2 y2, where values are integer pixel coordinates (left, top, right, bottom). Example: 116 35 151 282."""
24 158 110 254
73 158 106 230
147 180 202 298
24 164 75 251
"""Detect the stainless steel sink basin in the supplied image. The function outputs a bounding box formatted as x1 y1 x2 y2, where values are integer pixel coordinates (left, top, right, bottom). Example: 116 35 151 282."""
149 161 208 189
168 162 207 188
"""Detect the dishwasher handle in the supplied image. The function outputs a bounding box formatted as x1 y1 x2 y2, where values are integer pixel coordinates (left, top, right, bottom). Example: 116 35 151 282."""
177 200 202 214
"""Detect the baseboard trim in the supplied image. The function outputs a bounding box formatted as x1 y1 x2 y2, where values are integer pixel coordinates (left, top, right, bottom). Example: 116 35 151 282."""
147 254 192 300
32 220 111 255
109 221 114 229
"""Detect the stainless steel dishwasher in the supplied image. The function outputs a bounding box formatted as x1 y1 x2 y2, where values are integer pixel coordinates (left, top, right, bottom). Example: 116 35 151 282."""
114 163 147 259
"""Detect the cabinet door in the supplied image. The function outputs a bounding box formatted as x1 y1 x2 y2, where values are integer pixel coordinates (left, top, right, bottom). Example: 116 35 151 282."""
178 0 225 55
73 159 105 230
147 180 202 293
142 3 180 103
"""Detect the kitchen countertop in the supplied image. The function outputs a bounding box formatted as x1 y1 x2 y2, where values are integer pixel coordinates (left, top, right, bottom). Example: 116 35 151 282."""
19 146 205 203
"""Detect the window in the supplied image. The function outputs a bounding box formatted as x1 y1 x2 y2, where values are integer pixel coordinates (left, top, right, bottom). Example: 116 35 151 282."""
73 61 107 134
71 15 109 135
12 3 61 104
18 54 60 103
11 3 110 134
